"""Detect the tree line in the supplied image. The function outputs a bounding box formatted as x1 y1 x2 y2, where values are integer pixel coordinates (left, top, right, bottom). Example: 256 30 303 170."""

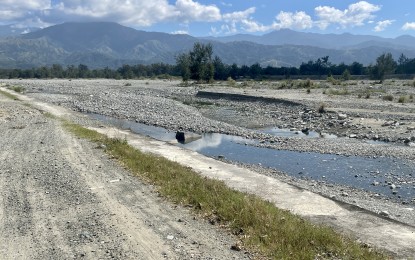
1 43 414 81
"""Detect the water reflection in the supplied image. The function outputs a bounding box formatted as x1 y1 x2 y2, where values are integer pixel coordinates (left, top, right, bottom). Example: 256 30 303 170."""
88 113 414 203
180 133 256 152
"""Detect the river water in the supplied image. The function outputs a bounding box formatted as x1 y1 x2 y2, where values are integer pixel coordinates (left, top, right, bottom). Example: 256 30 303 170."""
88 113 414 203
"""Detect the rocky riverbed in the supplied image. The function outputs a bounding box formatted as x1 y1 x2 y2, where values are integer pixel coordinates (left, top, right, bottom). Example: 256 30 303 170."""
1 79 414 227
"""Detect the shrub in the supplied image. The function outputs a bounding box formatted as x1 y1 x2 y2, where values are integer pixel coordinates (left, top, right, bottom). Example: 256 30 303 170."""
382 95 394 101
328 88 349 95
398 96 407 103
9 85 25 93
227 77 236 87
293 79 313 89
341 69 351 81
327 75 341 85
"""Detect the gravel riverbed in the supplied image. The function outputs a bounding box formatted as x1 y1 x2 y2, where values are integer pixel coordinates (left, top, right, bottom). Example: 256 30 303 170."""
2 79 414 227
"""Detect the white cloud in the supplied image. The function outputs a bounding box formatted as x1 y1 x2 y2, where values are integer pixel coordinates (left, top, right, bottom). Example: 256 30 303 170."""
0 0 390 36
211 7 267 34
272 11 313 30
402 22 415 30
175 0 221 22
50 0 178 26
374 20 394 32
221 24 237 34
220 2 232 7
0 0 223 27
223 7 255 22
241 19 269 32
315 1 381 29
171 30 188 35
218 1 382 34
0 0 50 21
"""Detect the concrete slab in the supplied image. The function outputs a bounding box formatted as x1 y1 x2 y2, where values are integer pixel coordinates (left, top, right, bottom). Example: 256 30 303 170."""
93 127 415 258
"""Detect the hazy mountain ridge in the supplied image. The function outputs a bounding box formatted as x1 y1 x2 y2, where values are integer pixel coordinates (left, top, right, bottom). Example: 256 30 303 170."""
0 22 414 69
206 29 415 50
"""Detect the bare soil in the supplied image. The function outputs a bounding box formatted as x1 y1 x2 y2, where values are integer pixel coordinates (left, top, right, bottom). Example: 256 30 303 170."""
0 95 248 259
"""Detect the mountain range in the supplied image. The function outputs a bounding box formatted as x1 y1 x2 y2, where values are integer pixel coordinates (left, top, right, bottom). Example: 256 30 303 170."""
0 22 415 69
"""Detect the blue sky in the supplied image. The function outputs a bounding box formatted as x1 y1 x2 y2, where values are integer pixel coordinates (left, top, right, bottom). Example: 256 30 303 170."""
1 0 415 38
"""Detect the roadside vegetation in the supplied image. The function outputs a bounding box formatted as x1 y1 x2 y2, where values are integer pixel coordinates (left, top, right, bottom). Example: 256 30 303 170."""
0 89 19 100
62 120 387 259
8 85 25 93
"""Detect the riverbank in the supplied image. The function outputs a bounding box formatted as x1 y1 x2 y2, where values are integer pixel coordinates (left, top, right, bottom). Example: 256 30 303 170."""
1 79 414 226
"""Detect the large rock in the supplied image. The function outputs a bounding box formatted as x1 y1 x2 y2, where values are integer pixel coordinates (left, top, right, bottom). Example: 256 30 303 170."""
338 113 347 120
175 131 202 144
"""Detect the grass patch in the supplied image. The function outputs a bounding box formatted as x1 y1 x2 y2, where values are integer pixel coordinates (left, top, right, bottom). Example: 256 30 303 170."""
62 121 387 259
43 111 58 119
0 89 20 100
182 99 215 108
9 85 25 93
278 79 315 89
382 95 394 101
399 95 414 103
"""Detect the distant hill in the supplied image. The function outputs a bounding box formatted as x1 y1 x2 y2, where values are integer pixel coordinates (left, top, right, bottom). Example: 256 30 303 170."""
0 22 415 69
205 29 415 50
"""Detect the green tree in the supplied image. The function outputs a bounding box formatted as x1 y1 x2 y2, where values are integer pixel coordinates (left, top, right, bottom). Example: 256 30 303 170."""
349 61 364 75
249 63 262 79
78 64 89 78
213 56 228 80
51 64 64 78
371 53 396 82
176 43 214 82
176 53 191 81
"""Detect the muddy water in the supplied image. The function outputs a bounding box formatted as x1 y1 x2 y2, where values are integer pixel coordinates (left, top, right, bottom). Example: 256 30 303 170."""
89 113 414 203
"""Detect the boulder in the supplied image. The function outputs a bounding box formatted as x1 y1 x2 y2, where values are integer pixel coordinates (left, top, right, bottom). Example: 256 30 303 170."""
175 131 202 144
338 113 347 120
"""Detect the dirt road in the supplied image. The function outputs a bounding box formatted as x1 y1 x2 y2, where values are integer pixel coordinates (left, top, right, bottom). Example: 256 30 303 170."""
0 95 247 259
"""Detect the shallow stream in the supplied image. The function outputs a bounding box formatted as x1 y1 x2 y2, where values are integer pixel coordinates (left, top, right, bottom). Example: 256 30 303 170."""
89 113 414 203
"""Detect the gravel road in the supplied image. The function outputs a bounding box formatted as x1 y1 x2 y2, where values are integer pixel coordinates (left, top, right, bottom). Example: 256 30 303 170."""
0 94 249 259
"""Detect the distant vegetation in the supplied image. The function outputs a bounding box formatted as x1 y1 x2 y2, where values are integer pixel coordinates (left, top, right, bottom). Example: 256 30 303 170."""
1 43 415 81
